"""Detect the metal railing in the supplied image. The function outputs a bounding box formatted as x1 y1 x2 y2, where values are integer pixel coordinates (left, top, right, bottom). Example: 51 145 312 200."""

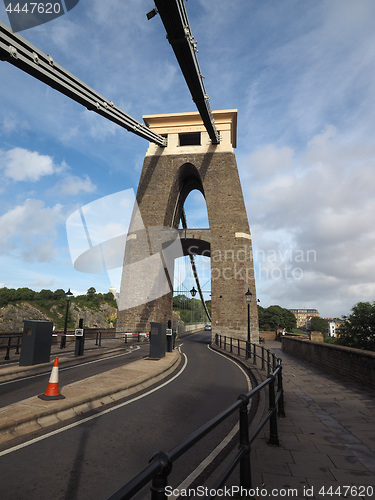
106 335 285 500
216 334 279 373
0 334 22 360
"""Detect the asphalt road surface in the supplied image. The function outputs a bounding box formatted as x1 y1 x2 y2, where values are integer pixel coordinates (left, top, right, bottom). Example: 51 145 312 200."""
0 331 250 500
0 344 149 407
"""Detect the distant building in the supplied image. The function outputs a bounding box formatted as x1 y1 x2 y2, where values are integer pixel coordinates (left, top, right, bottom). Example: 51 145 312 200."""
109 287 119 301
289 308 319 329
326 319 344 338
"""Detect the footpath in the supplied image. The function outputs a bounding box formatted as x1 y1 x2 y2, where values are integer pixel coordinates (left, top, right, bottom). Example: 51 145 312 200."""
248 341 375 499
0 338 180 446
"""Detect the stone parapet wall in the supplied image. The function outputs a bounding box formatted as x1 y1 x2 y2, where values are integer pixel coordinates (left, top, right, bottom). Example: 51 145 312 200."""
176 323 206 339
281 336 375 387
259 331 277 341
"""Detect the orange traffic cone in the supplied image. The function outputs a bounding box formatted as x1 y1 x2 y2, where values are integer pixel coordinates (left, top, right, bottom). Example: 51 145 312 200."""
38 357 65 400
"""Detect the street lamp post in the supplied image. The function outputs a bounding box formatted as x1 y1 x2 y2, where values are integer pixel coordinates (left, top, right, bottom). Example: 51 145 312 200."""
60 288 73 349
245 288 252 358
190 287 197 323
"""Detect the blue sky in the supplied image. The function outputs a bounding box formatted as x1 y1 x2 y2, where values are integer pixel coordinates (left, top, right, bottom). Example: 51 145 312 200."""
1 0 375 318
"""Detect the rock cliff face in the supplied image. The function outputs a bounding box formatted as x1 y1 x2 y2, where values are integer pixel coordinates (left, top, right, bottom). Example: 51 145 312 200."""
0 302 117 332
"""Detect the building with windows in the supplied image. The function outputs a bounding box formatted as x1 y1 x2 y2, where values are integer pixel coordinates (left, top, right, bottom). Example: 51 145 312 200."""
327 319 344 338
289 308 320 329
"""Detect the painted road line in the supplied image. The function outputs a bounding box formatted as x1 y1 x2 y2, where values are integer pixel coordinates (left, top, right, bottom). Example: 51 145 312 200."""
0 346 142 387
168 344 251 499
0 351 188 457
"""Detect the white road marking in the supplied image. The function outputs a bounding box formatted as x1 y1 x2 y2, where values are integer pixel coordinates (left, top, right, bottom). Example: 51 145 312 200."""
0 350 188 457
168 344 251 499
0 346 141 387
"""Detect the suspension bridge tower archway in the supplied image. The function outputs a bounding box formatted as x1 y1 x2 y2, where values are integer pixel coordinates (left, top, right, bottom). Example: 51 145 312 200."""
117 109 259 342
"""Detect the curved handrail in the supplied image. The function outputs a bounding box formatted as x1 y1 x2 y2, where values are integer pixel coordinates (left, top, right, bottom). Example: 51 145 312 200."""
106 336 284 500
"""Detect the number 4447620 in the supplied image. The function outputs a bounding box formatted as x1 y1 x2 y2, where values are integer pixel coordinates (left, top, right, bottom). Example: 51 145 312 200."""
6 3 62 15
318 485 373 497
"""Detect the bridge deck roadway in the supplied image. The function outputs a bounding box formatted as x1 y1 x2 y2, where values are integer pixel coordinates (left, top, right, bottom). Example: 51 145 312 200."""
0 338 374 497
0 338 181 446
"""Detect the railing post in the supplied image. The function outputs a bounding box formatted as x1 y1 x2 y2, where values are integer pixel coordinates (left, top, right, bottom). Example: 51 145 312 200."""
268 375 280 446
237 339 240 356
252 343 257 365
277 362 286 417
149 451 172 500
4 336 11 360
267 350 271 376
215 333 218 346
272 353 276 372
224 335 227 351
261 346 265 370
15 335 21 354
95 330 99 345
238 394 252 488
230 336 233 353
245 340 250 359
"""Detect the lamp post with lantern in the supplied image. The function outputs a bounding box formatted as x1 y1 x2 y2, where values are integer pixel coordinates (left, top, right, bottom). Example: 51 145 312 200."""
60 288 73 349
245 288 252 358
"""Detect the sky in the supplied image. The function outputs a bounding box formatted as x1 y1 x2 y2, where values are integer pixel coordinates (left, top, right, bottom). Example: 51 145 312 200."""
1 0 375 319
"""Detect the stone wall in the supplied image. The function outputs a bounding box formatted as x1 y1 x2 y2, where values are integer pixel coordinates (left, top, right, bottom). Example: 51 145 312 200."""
281 336 375 387
259 330 277 341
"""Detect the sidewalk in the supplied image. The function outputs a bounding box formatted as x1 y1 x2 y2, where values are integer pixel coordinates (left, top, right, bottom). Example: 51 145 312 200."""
0 341 181 447
250 341 375 499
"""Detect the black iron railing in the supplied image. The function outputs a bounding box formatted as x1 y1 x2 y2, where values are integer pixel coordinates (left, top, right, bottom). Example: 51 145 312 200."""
106 335 285 500
216 334 278 373
0 334 22 360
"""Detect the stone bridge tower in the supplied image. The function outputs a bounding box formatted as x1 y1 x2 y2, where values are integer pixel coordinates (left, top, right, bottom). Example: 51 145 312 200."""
117 110 259 343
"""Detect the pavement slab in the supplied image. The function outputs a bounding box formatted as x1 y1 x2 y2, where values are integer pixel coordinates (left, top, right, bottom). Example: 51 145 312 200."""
241 341 375 498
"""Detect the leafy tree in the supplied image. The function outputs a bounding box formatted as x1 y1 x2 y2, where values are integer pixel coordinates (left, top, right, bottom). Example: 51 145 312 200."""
86 287 97 300
0 287 16 306
14 287 37 301
258 304 296 331
337 301 375 351
310 316 329 336
173 294 207 324
103 291 116 302
37 289 54 300
173 294 191 310
53 289 67 300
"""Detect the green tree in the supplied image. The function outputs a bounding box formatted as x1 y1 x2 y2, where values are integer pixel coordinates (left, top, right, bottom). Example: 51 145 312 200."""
258 305 296 331
38 289 54 300
310 316 329 336
86 287 97 300
15 287 37 301
0 287 16 306
103 291 116 303
53 289 66 300
337 301 375 351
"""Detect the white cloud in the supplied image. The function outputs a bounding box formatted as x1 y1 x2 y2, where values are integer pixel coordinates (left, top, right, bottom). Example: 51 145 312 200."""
245 124 375 317
50 174 97 196
0 0 375 318
0 199 64 262
30 277 55 287
0 147 62 182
